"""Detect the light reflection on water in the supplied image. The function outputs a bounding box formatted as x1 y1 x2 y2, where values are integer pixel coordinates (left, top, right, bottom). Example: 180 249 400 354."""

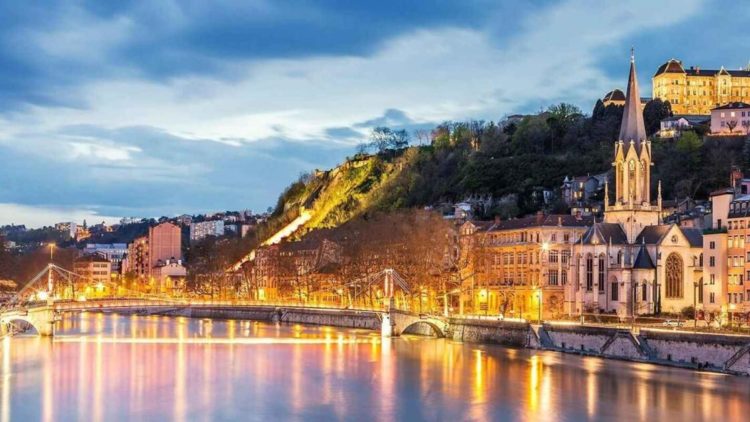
0 312 749 421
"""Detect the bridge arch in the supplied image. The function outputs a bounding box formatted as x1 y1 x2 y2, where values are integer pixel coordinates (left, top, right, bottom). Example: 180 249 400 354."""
1 316 42 335
401 320 446 337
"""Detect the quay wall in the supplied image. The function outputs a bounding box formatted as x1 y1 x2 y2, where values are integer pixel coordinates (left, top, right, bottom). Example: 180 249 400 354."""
447 318 530 347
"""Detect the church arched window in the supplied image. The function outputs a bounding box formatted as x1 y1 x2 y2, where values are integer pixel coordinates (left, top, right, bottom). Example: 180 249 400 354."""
585 254 593 292
597 254 605 293
665 253 683 298
628 160 636 201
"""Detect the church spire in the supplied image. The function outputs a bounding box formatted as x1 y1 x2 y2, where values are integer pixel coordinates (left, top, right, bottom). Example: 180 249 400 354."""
618 49 647 143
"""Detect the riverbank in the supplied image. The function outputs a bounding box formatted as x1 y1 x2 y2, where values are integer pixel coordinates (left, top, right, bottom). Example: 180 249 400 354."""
91 304 750 376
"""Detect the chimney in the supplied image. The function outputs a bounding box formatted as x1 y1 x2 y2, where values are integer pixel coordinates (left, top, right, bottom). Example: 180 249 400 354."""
494 215 500 225
696 66 700 74
536 211 544 224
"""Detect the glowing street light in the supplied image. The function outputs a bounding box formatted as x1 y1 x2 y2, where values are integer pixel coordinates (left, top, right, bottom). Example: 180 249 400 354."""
37 291 49 301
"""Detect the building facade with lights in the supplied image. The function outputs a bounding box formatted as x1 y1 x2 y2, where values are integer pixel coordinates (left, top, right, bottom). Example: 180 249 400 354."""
458 214 591 320
652 59 750 115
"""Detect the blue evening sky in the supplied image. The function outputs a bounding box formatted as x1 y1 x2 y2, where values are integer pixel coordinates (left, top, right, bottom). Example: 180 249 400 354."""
0 0 743 226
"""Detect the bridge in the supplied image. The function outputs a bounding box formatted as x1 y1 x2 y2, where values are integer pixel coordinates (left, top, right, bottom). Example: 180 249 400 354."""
0 262 450 338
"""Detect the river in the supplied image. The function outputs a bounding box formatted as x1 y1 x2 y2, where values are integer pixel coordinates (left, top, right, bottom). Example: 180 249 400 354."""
1 312 748 421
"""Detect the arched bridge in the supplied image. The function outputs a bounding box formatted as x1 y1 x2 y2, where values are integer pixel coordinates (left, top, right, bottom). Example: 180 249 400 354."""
0 305 59 336
382 309 449 337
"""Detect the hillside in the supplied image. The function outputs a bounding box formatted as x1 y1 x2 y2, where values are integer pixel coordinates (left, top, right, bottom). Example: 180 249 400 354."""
221 103 746 272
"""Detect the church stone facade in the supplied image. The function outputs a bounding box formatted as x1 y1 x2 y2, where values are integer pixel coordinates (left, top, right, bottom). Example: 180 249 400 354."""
567 54 703 317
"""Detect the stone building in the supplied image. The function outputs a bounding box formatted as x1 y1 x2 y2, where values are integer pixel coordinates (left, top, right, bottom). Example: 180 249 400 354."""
653 59 750 115
458 214 592 320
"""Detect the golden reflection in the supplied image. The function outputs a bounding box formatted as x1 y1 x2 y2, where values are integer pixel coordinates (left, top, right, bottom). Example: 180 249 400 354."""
174 333 186 422
528 354 540 412
93 335 103 422
583 358 602 418
42 338 53 422
2 337 10 422
380 337 394 420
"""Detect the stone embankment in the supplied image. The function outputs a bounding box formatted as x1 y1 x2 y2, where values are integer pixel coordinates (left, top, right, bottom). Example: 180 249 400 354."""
447 318 750 376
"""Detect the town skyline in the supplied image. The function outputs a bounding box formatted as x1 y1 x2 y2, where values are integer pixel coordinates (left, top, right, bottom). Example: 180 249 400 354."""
2 0 748 227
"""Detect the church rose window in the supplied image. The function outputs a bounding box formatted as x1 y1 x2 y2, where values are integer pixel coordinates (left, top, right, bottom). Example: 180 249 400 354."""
665 253 683 298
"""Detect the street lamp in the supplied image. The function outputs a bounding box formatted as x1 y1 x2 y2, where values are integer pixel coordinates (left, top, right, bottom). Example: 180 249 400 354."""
48 243 55 262
536 289 542 324
693 279 703 331
479 288 488 317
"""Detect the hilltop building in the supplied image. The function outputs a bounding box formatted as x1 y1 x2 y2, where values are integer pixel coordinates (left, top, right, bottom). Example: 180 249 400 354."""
602 89 649 109
658 115 709 138
190 220 225 242
652 59 750 115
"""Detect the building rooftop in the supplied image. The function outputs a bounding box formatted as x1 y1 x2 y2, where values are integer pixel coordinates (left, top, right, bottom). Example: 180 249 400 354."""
582 223 628 245
633 245 655 269
655 59 750 77
712 102 750 111
484 214 593 232
75 254 111 263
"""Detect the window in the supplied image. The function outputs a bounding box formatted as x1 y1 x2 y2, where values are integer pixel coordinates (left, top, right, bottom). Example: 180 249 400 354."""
561 250 570 265
698 279 704 303
665 253 684 298
710 292 715 304
642 283 647 301
549 250 559 263
709 256 715 267
598 255 605 292
548 271 559 286
710 274 716 285
561 270 567 285
611 281 619 301
586 254 593 291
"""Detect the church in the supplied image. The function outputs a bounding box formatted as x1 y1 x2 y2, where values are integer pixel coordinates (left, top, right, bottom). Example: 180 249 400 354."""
566 53 704 317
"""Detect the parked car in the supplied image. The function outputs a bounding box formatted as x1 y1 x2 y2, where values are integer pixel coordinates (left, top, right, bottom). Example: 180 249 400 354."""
662 319 684 328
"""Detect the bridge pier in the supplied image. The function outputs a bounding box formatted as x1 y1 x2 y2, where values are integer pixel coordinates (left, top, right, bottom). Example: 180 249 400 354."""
381 313 394 337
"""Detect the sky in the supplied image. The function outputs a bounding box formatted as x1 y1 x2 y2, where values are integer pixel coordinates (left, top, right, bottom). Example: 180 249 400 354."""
0 0 746 227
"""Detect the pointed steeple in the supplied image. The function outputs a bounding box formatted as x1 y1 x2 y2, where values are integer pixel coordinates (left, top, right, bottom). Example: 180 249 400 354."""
618 49 647 143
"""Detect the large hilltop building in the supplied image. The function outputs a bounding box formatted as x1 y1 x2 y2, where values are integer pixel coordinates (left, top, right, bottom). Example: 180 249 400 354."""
652 58 750 115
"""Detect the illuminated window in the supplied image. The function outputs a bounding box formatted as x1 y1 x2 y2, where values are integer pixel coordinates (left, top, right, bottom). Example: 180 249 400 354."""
665 253 683 298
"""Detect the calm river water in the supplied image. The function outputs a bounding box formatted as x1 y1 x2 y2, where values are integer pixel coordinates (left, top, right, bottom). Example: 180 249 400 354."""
1 312 749 421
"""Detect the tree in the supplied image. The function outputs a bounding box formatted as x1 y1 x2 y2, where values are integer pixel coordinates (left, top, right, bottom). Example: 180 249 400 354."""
368 127 409 153
727 120 738 133
643 98 672 136
512 116 551 154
